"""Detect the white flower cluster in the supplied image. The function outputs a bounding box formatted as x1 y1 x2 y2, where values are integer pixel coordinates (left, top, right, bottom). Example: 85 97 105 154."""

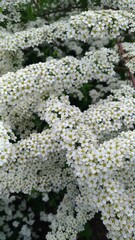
0 10 134 51
85 86 135 138
0 0 31 24
0 0 31 8
37 92 135 240
0 50 24 76
0 85 134 239
0 1 135 240
68 10 135 40
101 0 135 12
89 77 125 103
0 121 15 167
0 48 118 119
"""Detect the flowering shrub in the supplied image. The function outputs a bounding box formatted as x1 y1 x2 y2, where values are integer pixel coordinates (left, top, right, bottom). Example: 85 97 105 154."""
0 0 135 239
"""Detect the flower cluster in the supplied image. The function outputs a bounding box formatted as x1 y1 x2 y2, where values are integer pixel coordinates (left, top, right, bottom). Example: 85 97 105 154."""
101 0 135 12
0 48 118 117
0 121 15 167
0 50 23 76
0 0 31 8
0 86 134 239
0 1 135 240
0 10 134 51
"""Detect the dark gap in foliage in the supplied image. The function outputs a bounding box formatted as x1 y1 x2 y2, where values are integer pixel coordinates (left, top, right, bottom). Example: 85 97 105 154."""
77 212 108 240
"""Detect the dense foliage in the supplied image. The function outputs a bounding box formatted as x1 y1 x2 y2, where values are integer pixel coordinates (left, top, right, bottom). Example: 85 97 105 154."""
0 0 135 239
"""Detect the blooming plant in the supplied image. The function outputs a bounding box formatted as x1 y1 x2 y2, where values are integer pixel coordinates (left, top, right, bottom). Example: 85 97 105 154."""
0 0 134 239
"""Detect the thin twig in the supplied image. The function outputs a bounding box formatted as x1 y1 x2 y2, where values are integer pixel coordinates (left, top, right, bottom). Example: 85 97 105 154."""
32 0 40 10
117 42 135 87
